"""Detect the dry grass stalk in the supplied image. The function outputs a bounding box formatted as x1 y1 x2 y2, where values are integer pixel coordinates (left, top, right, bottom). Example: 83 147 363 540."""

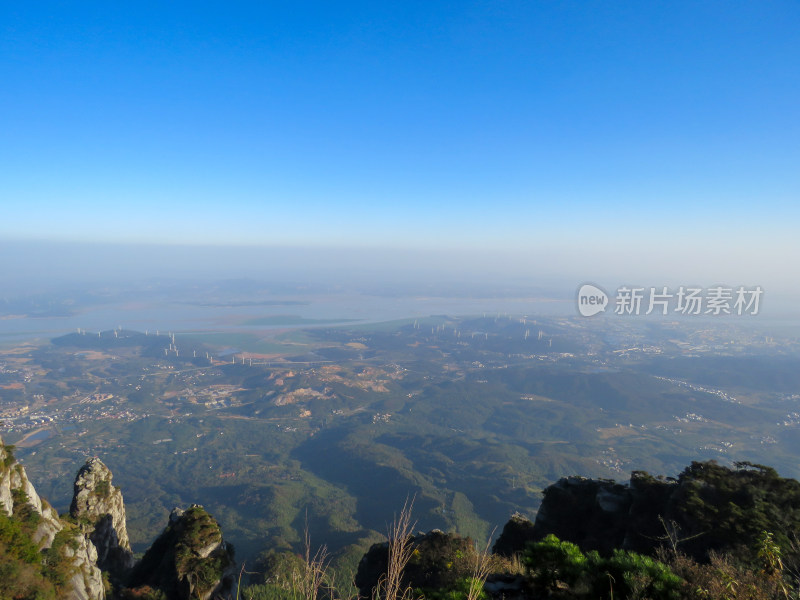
466 528 496 600
292 521 331 600
374 496 417 600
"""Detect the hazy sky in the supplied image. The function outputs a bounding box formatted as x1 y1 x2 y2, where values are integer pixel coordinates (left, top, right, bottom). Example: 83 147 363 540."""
2 2 798 291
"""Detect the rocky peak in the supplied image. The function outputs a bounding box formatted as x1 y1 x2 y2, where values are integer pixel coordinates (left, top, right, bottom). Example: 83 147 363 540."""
492 512 536 557
170 505 185 523
70 457 134 573
126 504 235 600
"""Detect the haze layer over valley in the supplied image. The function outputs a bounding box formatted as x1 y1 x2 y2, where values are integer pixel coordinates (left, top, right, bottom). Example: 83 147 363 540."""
2 278 798 569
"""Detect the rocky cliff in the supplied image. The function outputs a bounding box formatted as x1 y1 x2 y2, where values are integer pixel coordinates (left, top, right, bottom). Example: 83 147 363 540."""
1 438 63 548
494 461 800 565
59 531 107 600
0 436 106 600
492 471 685 558
70 457 135 574
531 475 641 555
2 435 237 600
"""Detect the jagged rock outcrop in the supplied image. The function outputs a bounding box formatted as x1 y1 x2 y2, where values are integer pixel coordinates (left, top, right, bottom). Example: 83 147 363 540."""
70 457 135 574
126 504 235 600
2 438 240 600
355 529 476 599
490 473 679 558
516 471 677 554
532 475 635 555
496 471 679 558
1 437 63 547
0 436 105 600
492 512 536 557
506 461 800 564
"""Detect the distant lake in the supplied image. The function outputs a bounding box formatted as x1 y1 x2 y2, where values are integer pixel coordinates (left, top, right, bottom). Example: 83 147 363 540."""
0 293 574 346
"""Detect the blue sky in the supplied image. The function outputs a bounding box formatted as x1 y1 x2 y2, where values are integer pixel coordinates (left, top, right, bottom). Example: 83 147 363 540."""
1 2 798 290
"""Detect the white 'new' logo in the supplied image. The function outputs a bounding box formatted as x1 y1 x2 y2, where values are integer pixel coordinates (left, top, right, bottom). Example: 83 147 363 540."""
577 284 608 317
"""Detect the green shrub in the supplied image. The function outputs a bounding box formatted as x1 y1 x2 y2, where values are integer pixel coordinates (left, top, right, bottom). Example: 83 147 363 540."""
523 534 681 599
0 511 42 564
593 549 682 600
239 582 299 600
0 557 56 600
1 443 16 469
120 585 169 600
251 549 307 586
417 576 488 600
42 529 80 591
11 488 42 533
0 511 57 600
524 534 587 592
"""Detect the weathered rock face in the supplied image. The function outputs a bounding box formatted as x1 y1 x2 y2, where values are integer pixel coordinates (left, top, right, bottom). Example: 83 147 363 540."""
524 470 684 557
70 457 134 573
61 532 107 600
532 475 634 555
0 436 105 600
127 505 236 600
0 437 63 547
491 472 680 559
